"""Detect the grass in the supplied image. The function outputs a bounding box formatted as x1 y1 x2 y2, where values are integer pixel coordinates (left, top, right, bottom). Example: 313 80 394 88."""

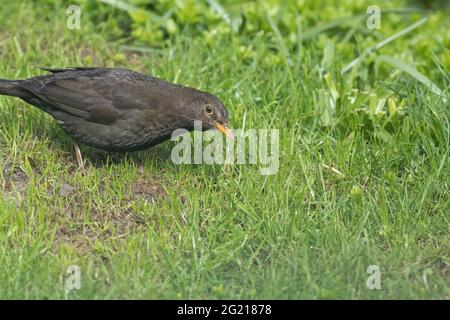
0 0 449 299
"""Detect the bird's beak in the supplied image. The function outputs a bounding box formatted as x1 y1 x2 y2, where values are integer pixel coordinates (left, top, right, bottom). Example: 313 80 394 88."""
214 121 234 140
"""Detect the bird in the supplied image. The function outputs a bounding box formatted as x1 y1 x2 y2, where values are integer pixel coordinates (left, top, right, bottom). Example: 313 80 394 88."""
0 67 233 168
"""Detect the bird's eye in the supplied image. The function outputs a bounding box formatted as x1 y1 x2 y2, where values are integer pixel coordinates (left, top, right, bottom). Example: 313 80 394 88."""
205 104 213 115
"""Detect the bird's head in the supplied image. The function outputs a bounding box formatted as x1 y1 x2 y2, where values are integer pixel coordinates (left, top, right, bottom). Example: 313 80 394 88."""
185 90 233 139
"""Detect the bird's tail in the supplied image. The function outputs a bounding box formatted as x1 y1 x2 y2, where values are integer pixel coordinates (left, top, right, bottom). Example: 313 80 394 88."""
0 79 26 98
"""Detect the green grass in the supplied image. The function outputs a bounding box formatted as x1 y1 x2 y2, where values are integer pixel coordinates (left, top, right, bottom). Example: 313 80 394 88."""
0 0 449 299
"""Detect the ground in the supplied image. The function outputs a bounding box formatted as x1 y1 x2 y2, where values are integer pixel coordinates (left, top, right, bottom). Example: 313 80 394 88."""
0 1 448 299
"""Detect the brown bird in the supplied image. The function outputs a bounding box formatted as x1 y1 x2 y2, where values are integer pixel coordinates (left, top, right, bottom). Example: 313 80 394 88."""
0 67 233 168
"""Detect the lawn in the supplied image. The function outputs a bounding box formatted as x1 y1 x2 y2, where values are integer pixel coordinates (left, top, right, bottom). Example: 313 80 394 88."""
0 0 448 299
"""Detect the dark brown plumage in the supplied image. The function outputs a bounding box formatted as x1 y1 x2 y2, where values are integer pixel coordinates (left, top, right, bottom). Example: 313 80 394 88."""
0 67 232 166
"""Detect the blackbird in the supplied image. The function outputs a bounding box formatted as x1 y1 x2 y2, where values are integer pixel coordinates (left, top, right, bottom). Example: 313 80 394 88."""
0 67 233 167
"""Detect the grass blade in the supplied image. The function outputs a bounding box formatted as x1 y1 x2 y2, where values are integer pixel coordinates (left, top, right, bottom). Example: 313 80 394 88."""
377 55 447 102
99 0 138 13
341 16 428 74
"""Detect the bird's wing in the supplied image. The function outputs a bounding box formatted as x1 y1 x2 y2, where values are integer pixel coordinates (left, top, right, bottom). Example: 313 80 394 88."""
40 77 120 124
18 69 149 125
39 67 100 74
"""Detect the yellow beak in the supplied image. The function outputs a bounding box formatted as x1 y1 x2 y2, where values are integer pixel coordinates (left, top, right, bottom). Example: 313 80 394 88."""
214 121 234 140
